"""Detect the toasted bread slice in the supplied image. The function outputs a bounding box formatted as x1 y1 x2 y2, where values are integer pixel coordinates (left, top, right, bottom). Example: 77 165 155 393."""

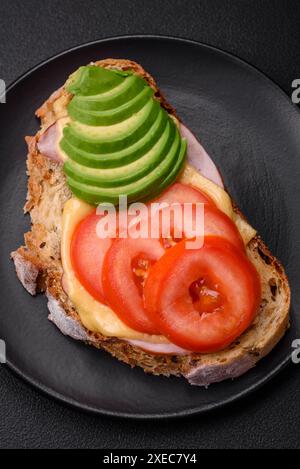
11 59 290 386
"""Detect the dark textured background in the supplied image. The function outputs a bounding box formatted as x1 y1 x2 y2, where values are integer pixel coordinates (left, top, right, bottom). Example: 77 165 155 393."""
0 0 300 449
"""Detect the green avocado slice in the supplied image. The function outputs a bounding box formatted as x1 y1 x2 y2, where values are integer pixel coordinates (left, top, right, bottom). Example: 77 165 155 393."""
67 86 153 126
63 65 186 205
60 107 168 168
63 120 175 187
65 131 185 205
62 98 160 153
72 74 147 111
141 139 187 203
66 65 130 96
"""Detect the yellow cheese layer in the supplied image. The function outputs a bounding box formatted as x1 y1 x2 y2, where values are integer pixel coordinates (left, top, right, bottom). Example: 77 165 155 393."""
61 197 169 342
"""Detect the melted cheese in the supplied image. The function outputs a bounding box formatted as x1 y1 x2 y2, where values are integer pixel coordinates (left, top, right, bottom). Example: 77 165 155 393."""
179 163 233 217
61 163 257 339
61 197 169 343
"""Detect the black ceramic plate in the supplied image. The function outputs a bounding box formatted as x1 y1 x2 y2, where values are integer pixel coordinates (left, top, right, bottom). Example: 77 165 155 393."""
0 36 298 418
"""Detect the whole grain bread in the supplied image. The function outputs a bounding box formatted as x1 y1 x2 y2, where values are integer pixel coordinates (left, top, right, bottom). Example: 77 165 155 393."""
11 59 291 386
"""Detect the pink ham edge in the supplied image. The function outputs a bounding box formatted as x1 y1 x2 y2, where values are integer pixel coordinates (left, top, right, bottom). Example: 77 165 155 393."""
126 339 189 355
180 123 224 188
37 123 62 162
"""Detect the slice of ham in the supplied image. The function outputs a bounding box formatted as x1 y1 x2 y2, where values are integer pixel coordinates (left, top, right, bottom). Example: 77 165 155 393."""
127 339 189 355
37 123 62 162
180 123 224 188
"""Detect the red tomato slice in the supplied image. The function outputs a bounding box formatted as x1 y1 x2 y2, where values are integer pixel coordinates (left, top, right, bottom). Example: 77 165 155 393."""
153 182 214 206
153 203 244 251
151 183 244 250
120 183 213 240
144 236 261 352
71 212 113 303
201 205 244 250
102 238 165 334
126 182 242 251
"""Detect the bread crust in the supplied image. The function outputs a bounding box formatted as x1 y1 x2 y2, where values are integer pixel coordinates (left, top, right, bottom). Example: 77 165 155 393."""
11 59 291 386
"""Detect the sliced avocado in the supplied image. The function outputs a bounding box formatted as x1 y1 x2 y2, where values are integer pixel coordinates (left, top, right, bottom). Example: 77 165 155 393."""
142 139 187 203
65 128 183 205
63 98 160 153
72 74 146 111
67 86 153 126
66 65 129 96
62 64 187 205
63 120 175 187
60 107 168 168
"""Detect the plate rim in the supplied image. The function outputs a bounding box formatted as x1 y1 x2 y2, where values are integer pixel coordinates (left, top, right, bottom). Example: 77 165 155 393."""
2 34 294 419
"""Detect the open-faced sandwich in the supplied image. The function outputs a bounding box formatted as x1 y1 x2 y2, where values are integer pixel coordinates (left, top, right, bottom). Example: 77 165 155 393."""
11 59 290 386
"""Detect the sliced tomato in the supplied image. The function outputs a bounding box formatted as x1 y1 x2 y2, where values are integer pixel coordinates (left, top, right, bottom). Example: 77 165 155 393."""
152 202 244 251
201 205 244 250
119 183 213 240
125 182 241 251
150 182 244 250
144 236 261 352
71 212 113 303
102 238 165 334
153 182 214 206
